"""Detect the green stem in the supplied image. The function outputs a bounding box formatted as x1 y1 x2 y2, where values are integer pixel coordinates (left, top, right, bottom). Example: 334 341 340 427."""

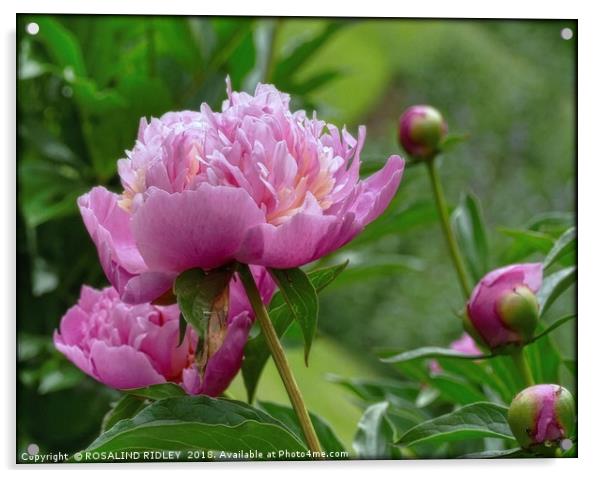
238 264 323 456
425 158 472 299
510 348 535 388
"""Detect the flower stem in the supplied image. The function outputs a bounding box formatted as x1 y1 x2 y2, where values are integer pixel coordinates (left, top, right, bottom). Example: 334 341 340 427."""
238 264 323 456
510 348 535 388
425 158 472 300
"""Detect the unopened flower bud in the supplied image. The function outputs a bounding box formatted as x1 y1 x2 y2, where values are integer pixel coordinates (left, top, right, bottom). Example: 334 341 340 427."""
465 263 543 353
497 285 539 341
398 105 447 159
508 384 575 452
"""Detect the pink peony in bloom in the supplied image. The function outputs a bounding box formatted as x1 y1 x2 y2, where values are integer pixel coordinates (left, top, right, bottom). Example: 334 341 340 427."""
78 80 404 304
429 332 481 374
54 266 274 396
465 263 543 351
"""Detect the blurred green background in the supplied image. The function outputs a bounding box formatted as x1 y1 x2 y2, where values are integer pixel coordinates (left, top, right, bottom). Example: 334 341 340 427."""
17 16 576 453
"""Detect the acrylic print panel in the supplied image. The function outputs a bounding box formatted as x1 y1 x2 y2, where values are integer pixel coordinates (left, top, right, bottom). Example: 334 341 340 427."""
16 14 576 463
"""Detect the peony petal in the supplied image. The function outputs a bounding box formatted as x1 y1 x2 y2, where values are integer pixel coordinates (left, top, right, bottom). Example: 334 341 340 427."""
53 332 95 378
89 341 165 389
78 187 147 293
139 319 192 381
131 184 265 272
121 270 176 305
199 312 253 396
181 364 202 395
237 211 359 268
55 304 88 346
351 155 405 226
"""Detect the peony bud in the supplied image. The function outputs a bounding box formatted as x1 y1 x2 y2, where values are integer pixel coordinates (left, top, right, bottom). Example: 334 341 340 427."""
508 384 575 452
398 105 448 159
465 263 543 353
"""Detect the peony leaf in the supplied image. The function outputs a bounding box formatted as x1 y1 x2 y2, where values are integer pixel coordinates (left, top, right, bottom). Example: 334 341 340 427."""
543 226 576 270
461 447 526 459
78 396 306 460
242 262 347 403
258 401 346 454
352 401 399 459
173 266 234 342
499 227 555 262
396 402 513 449
451 192 489 283
272 21 346 85
326 375 420 405
268 267 319 366
101 394 146 434
530 314 576 343
123 383 187 400
380 346 491 364
537 266 576 316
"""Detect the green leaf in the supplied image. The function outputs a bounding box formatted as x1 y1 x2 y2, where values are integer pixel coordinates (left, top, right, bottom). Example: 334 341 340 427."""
526 212 574 237
123 383 187 400
273 21 346 85
350 199 438 247
396 402 513 449
326 375 420 405
101 395 146 433
461 447 525 459
326 254 425 289
173 266 235 340
451 192 489 283
544 227 576 270
428 374 488 405
36 362 85 394
80 396 306 458
268 267 319 365
380 346 490 364
530 314 576 343
525 332 562 384
287 69 341 95
537 266 576 316
33 17 87 76
258 401 346 454
353 402 399 459
438 134 468 152
18 158 87 228
499 227 555 262
242 262 347 402
437 358 513 404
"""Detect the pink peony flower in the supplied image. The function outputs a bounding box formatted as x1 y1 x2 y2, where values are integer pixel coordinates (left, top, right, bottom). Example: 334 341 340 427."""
429 332 481 374
465 263 543 350
54 266 274 396
78 80 404 304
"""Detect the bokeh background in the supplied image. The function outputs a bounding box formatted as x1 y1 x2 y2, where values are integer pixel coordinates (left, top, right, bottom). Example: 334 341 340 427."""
17 16 576 452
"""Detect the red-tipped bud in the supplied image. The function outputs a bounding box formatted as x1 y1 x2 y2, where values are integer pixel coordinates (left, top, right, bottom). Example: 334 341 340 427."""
398 105 447 159
508 384 575 453
465 263 543 353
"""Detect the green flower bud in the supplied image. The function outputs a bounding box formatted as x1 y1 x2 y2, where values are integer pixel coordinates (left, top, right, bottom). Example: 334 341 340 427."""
497 286 539 343
398 105 447 159
508 384 575 454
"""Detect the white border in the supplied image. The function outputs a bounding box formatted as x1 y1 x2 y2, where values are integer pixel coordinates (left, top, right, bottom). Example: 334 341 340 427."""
3 0 600 476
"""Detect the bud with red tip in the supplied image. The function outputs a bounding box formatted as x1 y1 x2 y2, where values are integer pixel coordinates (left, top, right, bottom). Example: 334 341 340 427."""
465 263 543 353
508 384 575 453
398 105 448 159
